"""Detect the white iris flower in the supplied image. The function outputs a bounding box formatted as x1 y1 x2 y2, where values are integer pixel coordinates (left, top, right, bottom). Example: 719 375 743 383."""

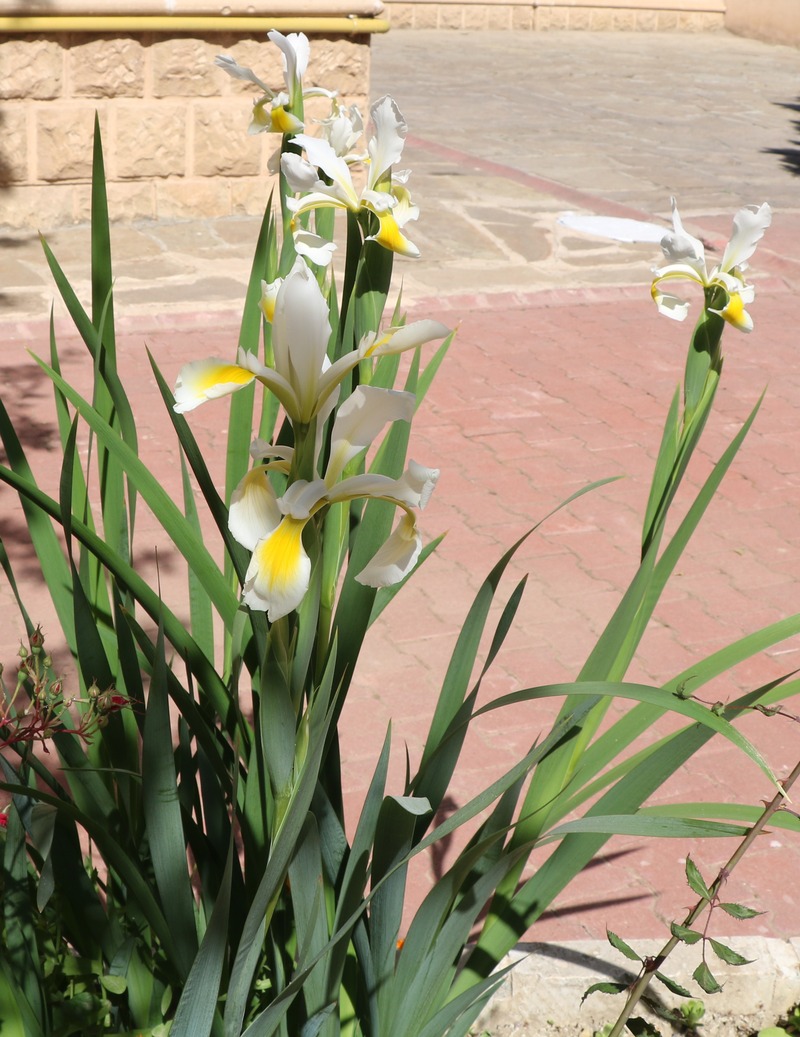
227 387 436 620
651 198 771 332
216 30 334 136
282 95 421 258
173 259 449 425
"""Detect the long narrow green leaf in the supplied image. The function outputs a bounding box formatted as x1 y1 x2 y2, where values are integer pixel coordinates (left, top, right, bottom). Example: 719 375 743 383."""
143 621 199 979
29 355 239 628
224 649 338 1037
171 783 237 1037
0 462 242 744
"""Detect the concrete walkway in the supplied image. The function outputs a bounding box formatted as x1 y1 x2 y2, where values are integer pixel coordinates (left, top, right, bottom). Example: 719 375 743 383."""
2 27 800 1035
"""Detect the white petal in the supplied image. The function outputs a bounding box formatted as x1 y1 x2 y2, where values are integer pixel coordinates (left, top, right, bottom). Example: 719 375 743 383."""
268 30 310 96
651 287 690 322
355 513 421 587
392 460 440 509
326 386 415 484
173 358 254 413
367 95 407 190
293 133 359 207
660 198 707 281
281 151 322 193
279 478 328 519
362 320 450 358
259 277 283 323
271 258 332 421
294 230 337 267
215 54 272 95
249 439 294 463
719 202 771 274
242 517 311 620
557 213 667 244
229 467 282 551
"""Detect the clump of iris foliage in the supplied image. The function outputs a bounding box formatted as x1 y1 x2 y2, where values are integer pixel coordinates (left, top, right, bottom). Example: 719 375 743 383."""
1 29 799 1037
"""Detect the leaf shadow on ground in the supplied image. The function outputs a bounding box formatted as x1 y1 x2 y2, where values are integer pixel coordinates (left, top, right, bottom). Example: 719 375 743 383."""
765 97 800 175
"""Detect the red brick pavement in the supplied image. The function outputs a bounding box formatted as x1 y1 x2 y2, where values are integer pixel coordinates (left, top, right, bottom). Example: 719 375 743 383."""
1 250 799 946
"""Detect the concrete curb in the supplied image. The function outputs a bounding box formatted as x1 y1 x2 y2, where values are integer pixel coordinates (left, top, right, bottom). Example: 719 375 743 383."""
478 938 800 1035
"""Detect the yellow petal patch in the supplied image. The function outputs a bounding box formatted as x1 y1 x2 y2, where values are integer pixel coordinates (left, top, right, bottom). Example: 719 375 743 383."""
245 517 311 619
719 292 752 332
196 364 255 394
372 213 420 258
270 105 304 134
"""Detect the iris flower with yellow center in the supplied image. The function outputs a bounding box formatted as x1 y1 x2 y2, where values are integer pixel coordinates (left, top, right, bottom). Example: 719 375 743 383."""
651 198 771 333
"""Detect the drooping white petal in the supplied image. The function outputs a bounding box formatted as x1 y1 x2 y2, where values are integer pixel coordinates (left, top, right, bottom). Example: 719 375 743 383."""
173 358 255 413
719 202 771 274
242 517 311 620
229 467 282 551
249 439 294 463
326 386 415 484
392 460 440 509
361 320 450 358
659 198 707 281
650 285 691 322
215 54 272 96
355 512 421 587
294 230 337 267
367 96 407 190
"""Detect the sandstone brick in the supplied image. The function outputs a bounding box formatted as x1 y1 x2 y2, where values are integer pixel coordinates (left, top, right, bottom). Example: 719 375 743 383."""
588 9 613 30
104 180 157 222
36 107 103 182
413 5 440 29
388 4 415 28
0 183 76 231
193 105 261 177
610 10 637 30
486 4 514 29
678 11 724 31
635 10 660 31
537 7 568 30
230 176 277 217
656 11 680 30
0 38 64 101
156 177 231 220
115 105 186 179
310 37 370 100
439 5 464 29
463 5 489 30
70 37 145 98
0 108 29 184
567 7 593 30
512 5 534 30
151 37 219 97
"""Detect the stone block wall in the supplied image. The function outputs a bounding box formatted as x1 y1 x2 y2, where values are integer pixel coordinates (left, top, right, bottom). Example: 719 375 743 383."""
385 0 724 33
0 31 371 229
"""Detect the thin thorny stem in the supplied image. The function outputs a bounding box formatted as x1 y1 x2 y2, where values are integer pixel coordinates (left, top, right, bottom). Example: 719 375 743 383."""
606 755 800 1037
